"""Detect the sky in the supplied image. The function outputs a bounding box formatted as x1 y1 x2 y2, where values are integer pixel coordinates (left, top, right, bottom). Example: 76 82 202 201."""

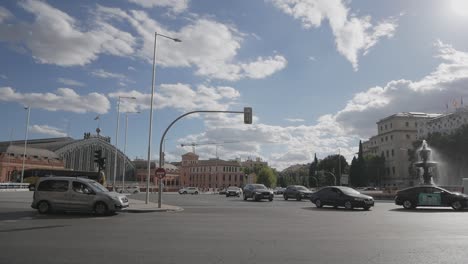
1 0 468 170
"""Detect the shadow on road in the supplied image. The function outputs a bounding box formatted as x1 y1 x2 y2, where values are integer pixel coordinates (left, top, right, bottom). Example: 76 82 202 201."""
301 206 370 212
0 210 36 221
389 208 468 213
0 225 67 233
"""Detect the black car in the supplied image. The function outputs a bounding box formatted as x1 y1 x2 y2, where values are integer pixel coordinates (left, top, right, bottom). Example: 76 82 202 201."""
225 186 241 197
283 185 313 201
395 185 468 210
310 186 374 210
243 184 274 201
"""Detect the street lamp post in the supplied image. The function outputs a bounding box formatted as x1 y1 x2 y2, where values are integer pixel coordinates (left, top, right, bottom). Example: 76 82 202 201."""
20 106 31 183
324 171 337 186
122 111 140 192
338 148 341 186
113 96 136 191
146 32 182 204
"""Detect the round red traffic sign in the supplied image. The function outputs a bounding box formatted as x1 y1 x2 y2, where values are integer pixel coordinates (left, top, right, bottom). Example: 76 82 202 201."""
155 167 166 179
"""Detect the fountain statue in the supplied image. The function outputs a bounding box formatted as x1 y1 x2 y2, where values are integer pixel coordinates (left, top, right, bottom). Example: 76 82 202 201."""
414 140 438 185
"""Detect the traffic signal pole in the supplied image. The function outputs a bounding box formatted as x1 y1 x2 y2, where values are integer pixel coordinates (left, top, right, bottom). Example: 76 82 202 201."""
152 108 252 207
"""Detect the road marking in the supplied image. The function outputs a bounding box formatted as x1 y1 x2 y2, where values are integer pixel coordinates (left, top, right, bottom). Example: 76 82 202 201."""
2 220 18 223
19 217 34 220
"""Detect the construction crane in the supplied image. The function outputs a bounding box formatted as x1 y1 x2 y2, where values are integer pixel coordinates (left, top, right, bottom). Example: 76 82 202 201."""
180 141 240 157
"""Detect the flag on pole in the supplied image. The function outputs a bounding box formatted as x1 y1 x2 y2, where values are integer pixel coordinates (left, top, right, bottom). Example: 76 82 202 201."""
461 96 464 106
94 115 100 120
446 102 449 110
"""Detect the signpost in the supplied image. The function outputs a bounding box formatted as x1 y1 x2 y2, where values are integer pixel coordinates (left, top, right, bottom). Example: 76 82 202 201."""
155 167 166 179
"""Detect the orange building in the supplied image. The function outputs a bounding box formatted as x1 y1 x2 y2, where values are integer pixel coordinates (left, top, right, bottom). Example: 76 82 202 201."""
133 160 180 191
0 145 64 182
179 152 245 189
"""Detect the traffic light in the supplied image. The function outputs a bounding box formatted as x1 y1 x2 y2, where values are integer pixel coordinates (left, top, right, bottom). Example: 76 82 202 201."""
93 150 106 172
244 107 252 124
94 150 102 162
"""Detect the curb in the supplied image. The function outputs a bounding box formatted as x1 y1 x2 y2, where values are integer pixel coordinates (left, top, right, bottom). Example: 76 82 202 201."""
122 207 184 213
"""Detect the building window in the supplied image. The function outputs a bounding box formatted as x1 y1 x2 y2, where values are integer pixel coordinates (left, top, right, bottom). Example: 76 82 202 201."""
380 126 383 131
381 137 384 142
415 122 418 127
386 150 389 158
406 134 410 139
391 149 394 156
390 135 393 140
405 122 409 127
385 124 387 130
390 123 392 128
392 167 396 175
385 136 388 141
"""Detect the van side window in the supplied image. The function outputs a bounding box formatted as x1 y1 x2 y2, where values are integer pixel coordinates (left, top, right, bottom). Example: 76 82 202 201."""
37 180 69 192
73 181 91 194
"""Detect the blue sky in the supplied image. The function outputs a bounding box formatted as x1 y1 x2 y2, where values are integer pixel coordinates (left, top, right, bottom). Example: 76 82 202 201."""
1 0 468 170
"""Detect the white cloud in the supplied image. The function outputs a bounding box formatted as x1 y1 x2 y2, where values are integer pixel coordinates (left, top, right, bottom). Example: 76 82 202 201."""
0 6 12 23
92 69 126 80
128 0 189 13
108 84 240 113
96 7 287 81
0 87 110 114
128 66 136 71
270 0 397 70
30 124 67 137
0 0 136 66
335 41 468 137
285 118 305 122
308 56 316 61
173 41 468 170
0 74 7 79
57 78 85 87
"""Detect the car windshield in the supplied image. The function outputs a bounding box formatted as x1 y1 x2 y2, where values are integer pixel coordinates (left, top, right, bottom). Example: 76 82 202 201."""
253 185 267 189
296 186 308 191
339 187 361 195
227 187 238 190
88 181 108 193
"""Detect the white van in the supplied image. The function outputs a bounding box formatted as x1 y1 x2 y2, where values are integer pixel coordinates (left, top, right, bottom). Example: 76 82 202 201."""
31 177 129 215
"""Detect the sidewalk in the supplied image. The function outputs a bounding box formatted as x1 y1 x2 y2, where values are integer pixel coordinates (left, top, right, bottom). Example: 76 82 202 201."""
123 199 183 213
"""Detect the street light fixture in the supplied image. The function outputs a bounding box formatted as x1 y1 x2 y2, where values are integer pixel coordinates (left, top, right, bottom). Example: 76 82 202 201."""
122 111 140 191
113 96 136 191
20 106 31 183
146 32 182 204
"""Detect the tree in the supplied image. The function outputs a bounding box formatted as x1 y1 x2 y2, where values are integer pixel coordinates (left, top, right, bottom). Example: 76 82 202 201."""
308 153 318 187
365 154 385 187
256 167 277 187
317 154 348 185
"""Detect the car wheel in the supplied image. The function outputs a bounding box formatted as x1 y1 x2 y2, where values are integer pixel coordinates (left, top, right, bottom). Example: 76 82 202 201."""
344 201 353 210
315 199 323 208
226 194 229 197
296 194 302 201
243 194 247 201
451 200 463 211
402 200 414 210
269 196 273 202
37 201 51 214
94 202 109 216
283 195 288 201
363 206 370 211
183 191 187 194
254 195 260 201
195 191 199 195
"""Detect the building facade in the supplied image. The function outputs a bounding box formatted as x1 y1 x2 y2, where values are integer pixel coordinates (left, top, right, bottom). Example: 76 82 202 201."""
179 152 245 189
134 160 180 191
0 133 135 185
362 112 440 187
0 145 64 182
417 107 468 138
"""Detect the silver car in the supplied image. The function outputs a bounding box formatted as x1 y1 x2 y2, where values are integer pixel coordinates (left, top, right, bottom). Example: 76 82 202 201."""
31 177 129 215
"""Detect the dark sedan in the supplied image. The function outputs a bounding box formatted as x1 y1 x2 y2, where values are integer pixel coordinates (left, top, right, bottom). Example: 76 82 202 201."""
310 186 374 210
283 185 313 201
243 184 274 201
395 185 468 210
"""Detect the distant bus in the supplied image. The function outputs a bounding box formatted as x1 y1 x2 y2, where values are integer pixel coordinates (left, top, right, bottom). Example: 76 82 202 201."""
13 169 106 191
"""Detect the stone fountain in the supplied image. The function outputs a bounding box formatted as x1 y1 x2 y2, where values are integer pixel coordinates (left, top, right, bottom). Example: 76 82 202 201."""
414 140 438 185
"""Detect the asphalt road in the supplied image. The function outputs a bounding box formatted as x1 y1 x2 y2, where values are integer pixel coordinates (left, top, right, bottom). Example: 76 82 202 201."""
1 191 468 264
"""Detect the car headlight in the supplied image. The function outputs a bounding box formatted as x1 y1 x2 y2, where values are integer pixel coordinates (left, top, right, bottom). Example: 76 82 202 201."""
354 198 364 202
255 191 262 194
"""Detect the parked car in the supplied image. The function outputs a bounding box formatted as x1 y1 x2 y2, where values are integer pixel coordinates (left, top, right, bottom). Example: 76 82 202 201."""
395 185 468 210
243 184 274 201
283 185 313 201
274 187 285 195
31 176 129 215
178 187 199 195
226 186 242 197
219 188 227 195
117 185 140 194
310 186 374 210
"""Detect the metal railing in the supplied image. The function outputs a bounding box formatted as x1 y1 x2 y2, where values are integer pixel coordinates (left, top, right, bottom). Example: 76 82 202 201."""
0 183 30 191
